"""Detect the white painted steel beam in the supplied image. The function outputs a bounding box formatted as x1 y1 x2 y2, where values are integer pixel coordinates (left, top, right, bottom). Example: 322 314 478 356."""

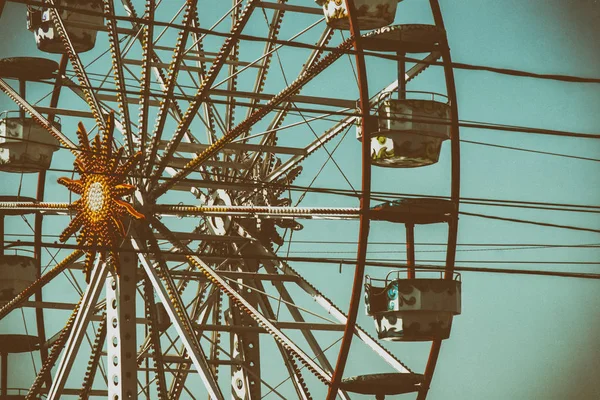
236 226 413 374
47 258 108 399
132 238 224 400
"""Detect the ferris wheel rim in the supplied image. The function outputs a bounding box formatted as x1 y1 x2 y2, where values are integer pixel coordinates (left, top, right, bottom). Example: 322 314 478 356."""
0 1 465 399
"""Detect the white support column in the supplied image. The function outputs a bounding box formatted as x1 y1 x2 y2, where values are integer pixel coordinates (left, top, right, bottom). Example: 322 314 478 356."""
106 251 138 400
47 258 107 399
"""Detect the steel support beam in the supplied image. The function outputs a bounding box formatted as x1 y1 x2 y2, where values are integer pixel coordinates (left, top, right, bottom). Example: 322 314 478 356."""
47 258 107 399
132 237 224 400
106 250 138 400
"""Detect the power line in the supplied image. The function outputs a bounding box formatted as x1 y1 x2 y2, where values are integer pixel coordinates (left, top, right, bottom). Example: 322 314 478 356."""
19 74 600 140
2 159 599 218
5 233 599 251
460 211 600 234
462 140 600 162
284 240 600 248
5 239 600 280
8 0 600 85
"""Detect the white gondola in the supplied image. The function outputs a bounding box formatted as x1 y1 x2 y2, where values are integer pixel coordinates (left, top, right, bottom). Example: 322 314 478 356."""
27 0 104 54
0 255 37 306
0 114 60 173
365 271 461 341
356 24 451 167
314 0 402 30
368 94 451 167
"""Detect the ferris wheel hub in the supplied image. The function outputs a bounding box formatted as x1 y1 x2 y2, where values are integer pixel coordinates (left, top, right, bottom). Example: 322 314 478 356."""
206 189 233 236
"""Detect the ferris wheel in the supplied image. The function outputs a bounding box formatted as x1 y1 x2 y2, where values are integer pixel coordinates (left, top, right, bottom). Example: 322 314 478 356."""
0 0 462 399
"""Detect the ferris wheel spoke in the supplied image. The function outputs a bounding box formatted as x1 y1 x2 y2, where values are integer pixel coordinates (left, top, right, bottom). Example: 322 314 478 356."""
266 51 441 183
132 233 224 400
189 12 218 145
148 0 260 189
103 0 135 155
47 257 108 399
151 35 354 199
136 0 155 166
142 276 169 400
79 312 108 399
143 0 196 179
154 204 359 220
224 0 242 133
46 0 106 130
239 26 334 182
0 78 78 155
25 297 83 400
0 250 83 321
157 281 221 398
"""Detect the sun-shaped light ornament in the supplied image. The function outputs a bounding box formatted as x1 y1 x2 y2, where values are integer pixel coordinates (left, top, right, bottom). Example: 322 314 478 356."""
58 112 144 281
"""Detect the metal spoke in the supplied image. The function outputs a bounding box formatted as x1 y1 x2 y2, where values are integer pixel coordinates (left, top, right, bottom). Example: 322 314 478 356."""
132 232 224 399
104 0 135 154
148 0 260 188
152 34 354 198
47 0 107 130
47 258 108 399
144 0 196 178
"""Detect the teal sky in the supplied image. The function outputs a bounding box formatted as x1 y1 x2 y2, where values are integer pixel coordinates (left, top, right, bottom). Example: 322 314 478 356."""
1 1 599 399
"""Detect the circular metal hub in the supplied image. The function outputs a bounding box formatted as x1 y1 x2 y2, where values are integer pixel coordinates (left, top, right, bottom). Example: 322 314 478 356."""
206 189 233 236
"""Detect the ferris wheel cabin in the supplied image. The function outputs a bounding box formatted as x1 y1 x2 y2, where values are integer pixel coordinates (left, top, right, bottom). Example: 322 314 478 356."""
365 272 462 341
0 57 61 173
315 0 402 30
26 0 104 54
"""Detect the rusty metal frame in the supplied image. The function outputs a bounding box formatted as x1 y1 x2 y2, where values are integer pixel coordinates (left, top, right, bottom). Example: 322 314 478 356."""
34 170 50 388
326 1 372 398
417 1 462 399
